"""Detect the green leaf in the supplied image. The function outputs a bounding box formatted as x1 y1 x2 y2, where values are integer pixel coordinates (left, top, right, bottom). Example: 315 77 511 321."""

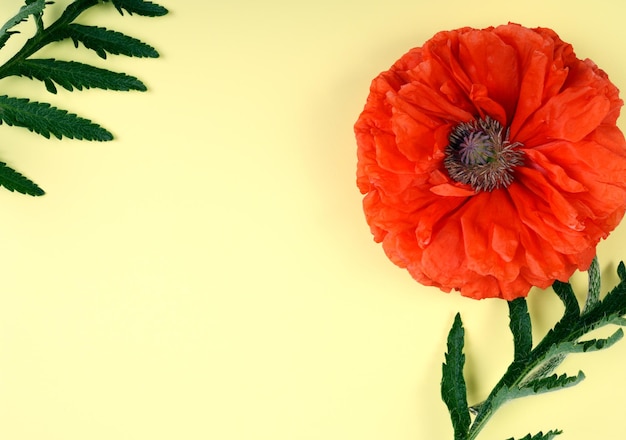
0 95 112 140
467 261 626 440
533 329 624 370
612 316 626 326
508 298 532 362
6 59 147 93
0 0 46 50
518 353 566 387
506 429 563 440
589 265 626 320
108 0 169 16
617 261 626 282
488 372 584 417
0 161 44 196
441 313 470 440
26 0 45 33
583 256 601 313
55 24 160 59
523 371 585 394
576 328 624 352
552 281 580 322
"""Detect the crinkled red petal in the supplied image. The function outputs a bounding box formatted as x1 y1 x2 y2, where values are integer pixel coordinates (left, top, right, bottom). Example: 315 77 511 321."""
355 23 626 300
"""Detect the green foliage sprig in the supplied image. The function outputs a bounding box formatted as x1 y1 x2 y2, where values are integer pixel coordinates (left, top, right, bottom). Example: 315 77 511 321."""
441 256 626 439
0 0 168 196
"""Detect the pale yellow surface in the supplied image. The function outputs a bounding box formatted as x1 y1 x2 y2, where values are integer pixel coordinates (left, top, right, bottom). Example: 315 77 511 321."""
0 0 625 439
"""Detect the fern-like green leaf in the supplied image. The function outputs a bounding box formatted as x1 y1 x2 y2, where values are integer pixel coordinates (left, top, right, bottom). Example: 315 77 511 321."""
0 95 112 140
107 0 169 16
612 316 626 326
0 0 167 197
6 59 146 93
576 328 624 352
533 329 624 372
506 429 563 440
0 161 44 196
56 24 159 59
489 372 584 414
0 0 46 50
518 354 566 387
441 313 470 440
523 371 585 394
468 262 626 440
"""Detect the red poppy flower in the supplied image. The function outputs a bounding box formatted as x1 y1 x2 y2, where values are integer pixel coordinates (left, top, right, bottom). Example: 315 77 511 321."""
355 23 626 300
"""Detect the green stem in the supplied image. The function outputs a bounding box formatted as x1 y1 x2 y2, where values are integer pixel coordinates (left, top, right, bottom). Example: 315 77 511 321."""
463 262 626 439
466 352 544 439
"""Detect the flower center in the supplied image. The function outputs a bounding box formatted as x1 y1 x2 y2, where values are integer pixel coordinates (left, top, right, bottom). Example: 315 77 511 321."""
444 117 524 192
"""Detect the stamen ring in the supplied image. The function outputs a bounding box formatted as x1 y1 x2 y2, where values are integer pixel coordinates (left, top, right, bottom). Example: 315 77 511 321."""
444 117 524 192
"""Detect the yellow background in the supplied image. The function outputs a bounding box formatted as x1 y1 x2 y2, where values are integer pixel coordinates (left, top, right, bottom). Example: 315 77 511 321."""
0 0 625 439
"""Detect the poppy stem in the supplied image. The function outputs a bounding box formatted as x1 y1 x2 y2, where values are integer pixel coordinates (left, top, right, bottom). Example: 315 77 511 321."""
448 257 626 439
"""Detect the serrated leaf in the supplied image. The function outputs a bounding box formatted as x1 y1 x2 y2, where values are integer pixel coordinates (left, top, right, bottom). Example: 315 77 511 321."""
506 429 563 440
590 267 626 320
552 281 580 322
57 24 159 59
618 261 626 282
0 95 112 140
583 256 600 313
519 354 566 387
469 260 626 440
6 59 146 93
0 161 44 196
0 0 46 50
489 372 584 413
538 328 624 364
441 313 470 440
508 297 532 362
523 371 585 394
580 307 626 335
612 316 626 326
576 328 623 352
108 0 169 16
